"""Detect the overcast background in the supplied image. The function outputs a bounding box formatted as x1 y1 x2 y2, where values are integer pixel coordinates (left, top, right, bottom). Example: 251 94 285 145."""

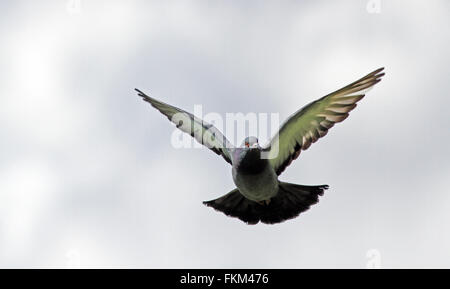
0 0 449 268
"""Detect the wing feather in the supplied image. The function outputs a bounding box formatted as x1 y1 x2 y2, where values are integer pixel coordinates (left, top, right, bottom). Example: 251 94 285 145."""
263 68 385 175
136 89 234 164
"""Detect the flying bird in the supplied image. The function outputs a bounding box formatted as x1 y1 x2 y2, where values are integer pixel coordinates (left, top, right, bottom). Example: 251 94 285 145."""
136 67 384 224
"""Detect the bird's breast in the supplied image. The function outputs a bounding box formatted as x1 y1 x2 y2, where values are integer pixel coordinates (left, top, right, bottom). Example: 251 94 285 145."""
234 149 268 175
232 150 278 202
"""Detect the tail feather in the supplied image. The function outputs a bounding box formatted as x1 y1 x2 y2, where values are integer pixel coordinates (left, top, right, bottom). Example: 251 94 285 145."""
203 188 261 224
203 182 328 225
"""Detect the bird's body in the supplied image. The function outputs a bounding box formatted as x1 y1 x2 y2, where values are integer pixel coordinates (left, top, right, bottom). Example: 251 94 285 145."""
136 67 385 224
231 147 278 202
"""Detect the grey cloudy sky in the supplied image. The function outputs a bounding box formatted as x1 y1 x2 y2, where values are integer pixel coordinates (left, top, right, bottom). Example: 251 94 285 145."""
0 0 449 268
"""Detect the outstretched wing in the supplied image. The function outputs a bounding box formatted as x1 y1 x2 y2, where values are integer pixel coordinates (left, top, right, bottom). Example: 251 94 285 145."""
136 89 234 164
264 68 385 175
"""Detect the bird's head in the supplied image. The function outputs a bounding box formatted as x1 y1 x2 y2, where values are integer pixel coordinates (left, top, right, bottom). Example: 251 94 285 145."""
241 136 260 149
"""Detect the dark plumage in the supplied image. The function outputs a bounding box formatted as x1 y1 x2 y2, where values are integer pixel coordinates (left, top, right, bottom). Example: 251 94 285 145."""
203 183 328 225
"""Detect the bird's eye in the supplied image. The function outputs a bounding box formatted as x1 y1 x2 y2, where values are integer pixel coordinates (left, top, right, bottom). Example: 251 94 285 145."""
245 142 249 147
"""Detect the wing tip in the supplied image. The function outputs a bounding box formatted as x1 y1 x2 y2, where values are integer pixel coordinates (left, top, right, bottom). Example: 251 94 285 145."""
135 88 145 97
135 88 145 96
373 67 385 81
364 67 385 82
374 67 385 73
135 88 155 104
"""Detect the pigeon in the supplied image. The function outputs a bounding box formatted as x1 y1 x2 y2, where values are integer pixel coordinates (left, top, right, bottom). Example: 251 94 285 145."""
136 67 384 224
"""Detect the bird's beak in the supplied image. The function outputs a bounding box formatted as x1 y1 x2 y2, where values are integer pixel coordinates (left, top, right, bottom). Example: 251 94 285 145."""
251 143 259 148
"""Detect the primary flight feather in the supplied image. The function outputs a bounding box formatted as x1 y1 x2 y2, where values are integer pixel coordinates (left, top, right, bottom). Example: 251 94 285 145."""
136 67 385 224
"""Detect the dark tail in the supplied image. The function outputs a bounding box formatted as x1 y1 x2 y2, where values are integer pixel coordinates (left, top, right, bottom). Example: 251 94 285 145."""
203 182 328 225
